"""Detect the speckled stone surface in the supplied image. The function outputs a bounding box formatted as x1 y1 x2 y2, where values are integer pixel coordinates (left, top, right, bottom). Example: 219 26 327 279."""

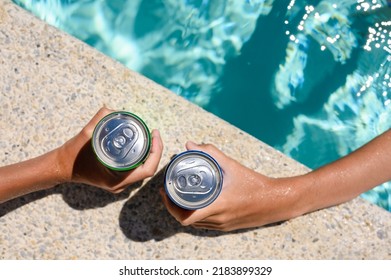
0 0 390 260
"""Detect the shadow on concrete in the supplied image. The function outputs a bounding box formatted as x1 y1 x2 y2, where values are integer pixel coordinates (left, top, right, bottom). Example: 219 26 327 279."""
0 167 278 240
58 182 141 210
0 188 56 218
118 167 256 242
0 181 141 217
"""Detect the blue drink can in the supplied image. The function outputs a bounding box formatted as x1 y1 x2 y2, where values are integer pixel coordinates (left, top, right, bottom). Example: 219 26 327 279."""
164 150 223 210
92 111 151 171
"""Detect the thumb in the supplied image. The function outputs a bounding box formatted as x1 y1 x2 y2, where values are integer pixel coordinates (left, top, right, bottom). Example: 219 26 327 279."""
185 140 201 151
184 141 234 172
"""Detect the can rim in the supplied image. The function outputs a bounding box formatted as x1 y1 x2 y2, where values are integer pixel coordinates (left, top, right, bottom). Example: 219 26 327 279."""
164 150 223 210
91 111 152 171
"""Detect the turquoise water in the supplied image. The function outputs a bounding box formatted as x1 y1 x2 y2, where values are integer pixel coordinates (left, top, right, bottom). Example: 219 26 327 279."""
14 0 391 211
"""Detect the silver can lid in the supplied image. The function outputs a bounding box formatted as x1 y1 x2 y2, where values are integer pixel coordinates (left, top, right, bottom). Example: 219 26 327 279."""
92 111 151 171
164 150 223 210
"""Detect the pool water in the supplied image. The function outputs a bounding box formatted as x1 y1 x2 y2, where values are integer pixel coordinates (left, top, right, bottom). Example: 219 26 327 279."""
13 0 391 211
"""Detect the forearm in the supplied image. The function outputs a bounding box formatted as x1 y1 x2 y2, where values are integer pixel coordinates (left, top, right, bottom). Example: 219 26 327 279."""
298 129 391 213
0 148 65 203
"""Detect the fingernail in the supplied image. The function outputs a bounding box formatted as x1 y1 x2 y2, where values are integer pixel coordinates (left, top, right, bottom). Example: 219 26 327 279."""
102 104 115 111
186 141 199 151
152 129 160 137
186 140 199 147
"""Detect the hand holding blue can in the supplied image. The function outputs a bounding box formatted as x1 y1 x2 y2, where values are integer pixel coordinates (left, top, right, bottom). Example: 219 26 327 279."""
160 130 391 232
160 140 294 232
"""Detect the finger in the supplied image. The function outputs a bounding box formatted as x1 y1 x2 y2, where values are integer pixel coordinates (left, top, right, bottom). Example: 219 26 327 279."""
142 129 163 170
185 141 235 172
129 129 163 182
191 222 225 231
150 129 164 158
185 140 201 151
161 191 222 227
107 185 128 194
191 216 238 231
185 141 224 161
159 188 195 223
83 106 115 136
91 106 115 125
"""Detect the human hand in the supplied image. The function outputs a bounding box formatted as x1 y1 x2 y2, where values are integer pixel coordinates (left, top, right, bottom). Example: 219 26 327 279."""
160 142 302 231
57 107 164 193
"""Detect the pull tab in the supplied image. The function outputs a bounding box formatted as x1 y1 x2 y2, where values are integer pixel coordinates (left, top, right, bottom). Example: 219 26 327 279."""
101 123 139 160
174 165 214 195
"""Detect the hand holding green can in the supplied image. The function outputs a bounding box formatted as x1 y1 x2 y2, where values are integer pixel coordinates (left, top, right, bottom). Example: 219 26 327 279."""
92 111 152 171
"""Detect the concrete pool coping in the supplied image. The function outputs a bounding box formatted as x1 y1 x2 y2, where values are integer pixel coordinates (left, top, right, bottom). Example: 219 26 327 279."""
0 0 390 259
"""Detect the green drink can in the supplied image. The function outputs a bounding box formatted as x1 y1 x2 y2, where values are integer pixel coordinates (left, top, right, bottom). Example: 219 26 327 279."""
92 111 151 171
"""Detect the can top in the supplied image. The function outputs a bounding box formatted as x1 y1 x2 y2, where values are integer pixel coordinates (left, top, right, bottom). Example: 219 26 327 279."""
164 150 223 210
92 111 151 171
